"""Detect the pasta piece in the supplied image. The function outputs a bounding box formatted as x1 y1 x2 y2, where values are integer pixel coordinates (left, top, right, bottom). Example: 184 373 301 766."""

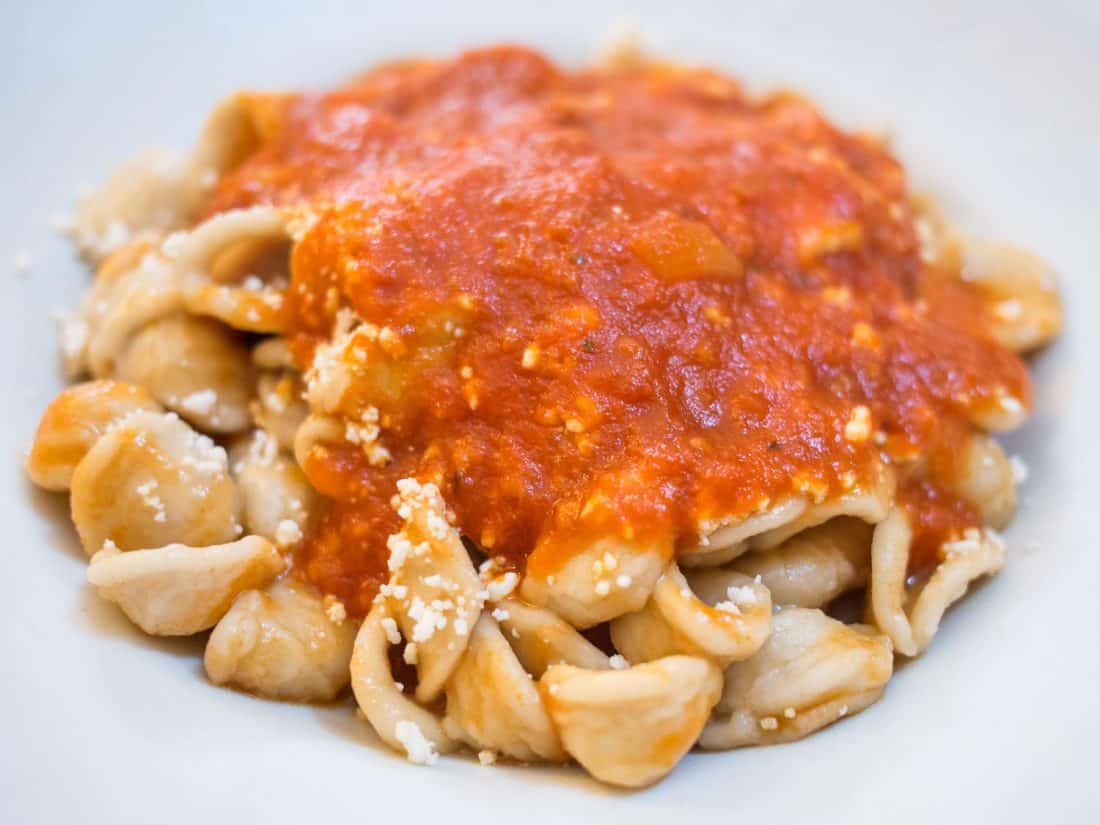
953 434 1017 529
73 151 190 261
867 507 919 656
59 241 156 377
967 391 1029 433
443 615 566 762
868 509 1005 656
251 337 295 370
384 479 484 704
729 517 872 608
184 92 277 201
73 90 289 264
87 536 283 636
205 578 358 702
520 535 673 628
174 207 291 334
71 90 283 263
540 656 723 788
252 371 309 452
961 239 1063 353
292 413 344 470
908 529 1005 651
26 380 161 491
85 247 185 377
184 284 286 334
115 314 255 434
349 601 456 761
494 597 610 677
749 464 895 551
70 411 242 555
610 565 771 667
228 430 318 544
680 497 808 568
699 608 893 749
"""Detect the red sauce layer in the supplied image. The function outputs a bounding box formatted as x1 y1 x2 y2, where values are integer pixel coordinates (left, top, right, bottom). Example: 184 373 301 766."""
206 47 1030 615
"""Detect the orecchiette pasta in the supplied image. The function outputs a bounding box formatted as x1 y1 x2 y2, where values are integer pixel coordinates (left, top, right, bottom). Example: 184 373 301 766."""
749 466 895 551
443 615 566 762
83 247 185 377
541 656 723 788
907 530 1005 651
953 434 1017 530
610 564 771 666
379 479 484 703
205 578 358 702
494 597 610 677
184 92 273 202
961 239 1063 353
26 380 161 491
520 535 673 628
867 508 920 655
251 337 295 370
699 608 893 749
174 207 292 334
680 497 808 567
349 601 457 762
115 314 255 433
29 47 1059 789
729 517 872 608
228 430 317 544
73 151 192 261
870 509 1006 656
87 536 283 636
252 370 309 452
69 410 242 555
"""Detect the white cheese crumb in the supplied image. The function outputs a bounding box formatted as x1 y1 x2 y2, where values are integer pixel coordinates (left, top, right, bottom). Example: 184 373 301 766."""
485 571 519 601
608 654 629 670
521 344 541 369
783 706 797 719
394 720 438 766
594 580 611 597
408 597 447 643
58 313 88 363
490 607 510 622
725 584 759 606
135 479 166 521
274 519 303 548
380 616 402 646
322 595 347 625
759 716 779 731
477 750 498 766
615 574 633 589
179 388 218 416
844 405 872 442
403 642 419 666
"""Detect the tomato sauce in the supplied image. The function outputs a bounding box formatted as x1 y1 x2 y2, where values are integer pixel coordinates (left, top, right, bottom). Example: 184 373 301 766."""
206 47 1030 615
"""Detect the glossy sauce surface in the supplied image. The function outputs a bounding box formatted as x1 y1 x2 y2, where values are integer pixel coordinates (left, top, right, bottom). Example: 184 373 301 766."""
207 48 1029 615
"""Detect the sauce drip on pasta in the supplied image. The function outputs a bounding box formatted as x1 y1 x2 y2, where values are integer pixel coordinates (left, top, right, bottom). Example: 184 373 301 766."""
205 47 1029 616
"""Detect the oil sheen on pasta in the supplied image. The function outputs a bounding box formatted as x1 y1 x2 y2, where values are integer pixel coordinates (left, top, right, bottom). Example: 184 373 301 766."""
205 47 1030 616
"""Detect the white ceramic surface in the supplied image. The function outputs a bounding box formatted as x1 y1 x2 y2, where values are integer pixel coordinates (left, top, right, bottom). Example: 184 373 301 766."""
2 1 1097 822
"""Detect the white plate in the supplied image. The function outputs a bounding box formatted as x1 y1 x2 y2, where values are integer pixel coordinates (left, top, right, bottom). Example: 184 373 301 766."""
2 1 1097 822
